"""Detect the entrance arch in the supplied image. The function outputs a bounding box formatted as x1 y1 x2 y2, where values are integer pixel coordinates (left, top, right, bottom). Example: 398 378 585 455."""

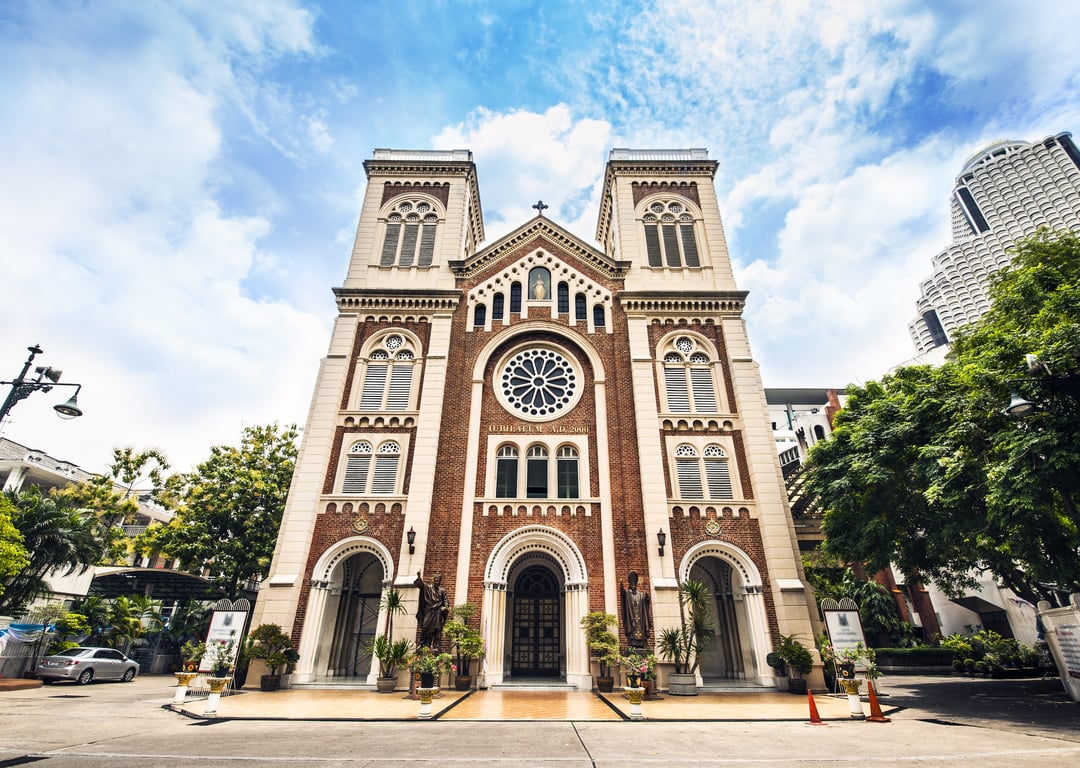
296 536 396 685
680 541 771 686
481 525 591 688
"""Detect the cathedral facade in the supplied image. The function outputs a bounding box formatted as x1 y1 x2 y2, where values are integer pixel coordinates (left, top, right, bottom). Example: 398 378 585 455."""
250 148 820 689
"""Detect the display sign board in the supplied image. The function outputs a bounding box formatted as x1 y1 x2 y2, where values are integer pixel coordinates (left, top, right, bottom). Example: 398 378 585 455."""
199 609 246 675
823 609 866 651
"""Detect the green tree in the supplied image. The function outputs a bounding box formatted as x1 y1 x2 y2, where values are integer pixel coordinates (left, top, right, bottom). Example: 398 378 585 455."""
807 230 1080 604
0 494 30 600
53 446 169 563
0 487 107 614
141 424 299 598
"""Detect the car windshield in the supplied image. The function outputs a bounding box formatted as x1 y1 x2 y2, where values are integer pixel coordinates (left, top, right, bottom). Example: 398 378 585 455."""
56 648 90 657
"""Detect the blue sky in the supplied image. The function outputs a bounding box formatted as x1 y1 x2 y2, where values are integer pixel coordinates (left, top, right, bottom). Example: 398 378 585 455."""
2 0 1079 474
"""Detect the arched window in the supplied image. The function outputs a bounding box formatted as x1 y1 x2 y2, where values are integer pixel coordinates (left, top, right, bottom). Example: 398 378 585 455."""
342 440 402 495
642 200 700 268
380 200 439 267
494 446 519 498
359 334 420 411
492 293 505 321
574 293 587 321
343 441 373 494
593 304 605 327
474 304 487 328
674 443 733 500
557 282 569 314
526 445 549 498
557 445 579 498
510 282 522 313
662 336 718 413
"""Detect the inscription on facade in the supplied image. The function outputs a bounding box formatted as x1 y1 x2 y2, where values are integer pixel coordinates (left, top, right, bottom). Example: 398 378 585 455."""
488 424 590 434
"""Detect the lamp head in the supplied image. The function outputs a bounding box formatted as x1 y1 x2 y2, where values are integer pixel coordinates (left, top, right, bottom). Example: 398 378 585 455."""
53 393 83 419
1004 391 1035 418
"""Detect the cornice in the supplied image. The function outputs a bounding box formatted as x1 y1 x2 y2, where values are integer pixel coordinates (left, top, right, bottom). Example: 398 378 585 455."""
333 288 461 314
618 290 747 316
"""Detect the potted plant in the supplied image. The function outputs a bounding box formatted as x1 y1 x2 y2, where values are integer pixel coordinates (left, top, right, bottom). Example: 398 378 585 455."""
775 634 813 694
245 623 295 691
408 645 453 689
367 635 413 692
658 579 716 696
620 650 654 689
581 611 619 692
207 636 237 679
179 640 205 673
365 587 411 692
444 603 485 691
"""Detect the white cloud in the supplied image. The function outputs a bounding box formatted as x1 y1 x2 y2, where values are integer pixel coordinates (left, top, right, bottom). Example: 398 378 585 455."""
433 106 613 242
0 0 327 472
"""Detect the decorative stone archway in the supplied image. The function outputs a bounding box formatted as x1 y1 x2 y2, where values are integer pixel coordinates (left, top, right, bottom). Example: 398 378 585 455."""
296 536 396 685
679 540 772 686
481 525 590 688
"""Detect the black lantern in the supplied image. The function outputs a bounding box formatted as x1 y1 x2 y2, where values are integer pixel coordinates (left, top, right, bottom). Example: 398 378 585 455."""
657 528 667 557
407 527 416 554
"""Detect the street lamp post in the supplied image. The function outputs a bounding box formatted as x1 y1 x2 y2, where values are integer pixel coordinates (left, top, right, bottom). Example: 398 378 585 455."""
1003 355 1080 418
0 344 84 426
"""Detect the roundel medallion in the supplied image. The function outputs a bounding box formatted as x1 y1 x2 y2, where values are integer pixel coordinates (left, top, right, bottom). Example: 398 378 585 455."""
495 346 582 421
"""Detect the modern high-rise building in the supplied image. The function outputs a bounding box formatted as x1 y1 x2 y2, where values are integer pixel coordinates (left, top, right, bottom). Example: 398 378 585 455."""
908 132 1080 353
250 148 821 690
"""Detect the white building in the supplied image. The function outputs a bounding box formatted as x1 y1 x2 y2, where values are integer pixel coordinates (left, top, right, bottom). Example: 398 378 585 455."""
908 132 1080 353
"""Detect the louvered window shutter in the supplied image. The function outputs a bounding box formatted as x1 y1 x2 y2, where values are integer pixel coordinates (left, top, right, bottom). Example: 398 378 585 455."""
360 364 388 409
705 459 733 499
665 367 690 412
399 223 419 266
644 225 663 267
690 368 717 412
680 224 700 267
343 455 370 494
380 224 400 266
676 460 703 498
662 224 681 267
386 365 412 410
418 223 436 266
371 455 399 494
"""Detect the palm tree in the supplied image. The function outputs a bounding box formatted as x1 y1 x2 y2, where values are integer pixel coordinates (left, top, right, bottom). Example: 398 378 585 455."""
0 488 105 614
380 587 407 641
107 595 145 652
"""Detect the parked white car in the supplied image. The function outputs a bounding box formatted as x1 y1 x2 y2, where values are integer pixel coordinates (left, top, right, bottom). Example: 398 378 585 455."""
37 647 139 685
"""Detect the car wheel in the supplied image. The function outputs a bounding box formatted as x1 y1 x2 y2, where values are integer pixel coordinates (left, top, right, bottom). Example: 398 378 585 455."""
121 668 136 682
77 669 94 685
40 678 55 685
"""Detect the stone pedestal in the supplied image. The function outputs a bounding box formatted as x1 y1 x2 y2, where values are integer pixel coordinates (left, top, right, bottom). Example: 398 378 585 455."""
839 678 864 719
172 672 198 706
626 686 645 720
203 676 230 716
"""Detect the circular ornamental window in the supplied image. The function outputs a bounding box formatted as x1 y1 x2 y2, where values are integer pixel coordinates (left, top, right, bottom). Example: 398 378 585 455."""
496 346 582 420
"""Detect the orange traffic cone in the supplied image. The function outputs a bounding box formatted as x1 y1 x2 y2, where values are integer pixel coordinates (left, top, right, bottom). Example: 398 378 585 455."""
866 678 891 723
807 689 825 725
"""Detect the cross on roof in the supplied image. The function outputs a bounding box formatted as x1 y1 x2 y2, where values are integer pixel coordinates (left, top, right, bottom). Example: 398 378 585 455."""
532 200 549 216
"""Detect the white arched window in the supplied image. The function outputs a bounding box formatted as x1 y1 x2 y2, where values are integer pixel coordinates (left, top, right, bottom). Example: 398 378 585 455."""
642 199 700 268
379 200 440 267
489 441 586 500
495 445 519 498
358 334 420 411
342 440 402 495
556 445 579 499
674 443 734 500
662 336 719 413
526 445 549 498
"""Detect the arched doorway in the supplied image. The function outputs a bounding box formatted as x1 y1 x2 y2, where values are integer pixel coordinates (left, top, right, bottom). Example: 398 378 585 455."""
680 541 772 686
325 552 382 678
509 564 562 678
691 558 752 681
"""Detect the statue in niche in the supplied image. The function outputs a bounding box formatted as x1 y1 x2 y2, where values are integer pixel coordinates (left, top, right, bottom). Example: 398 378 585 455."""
620 571 652 649
531 275 547 300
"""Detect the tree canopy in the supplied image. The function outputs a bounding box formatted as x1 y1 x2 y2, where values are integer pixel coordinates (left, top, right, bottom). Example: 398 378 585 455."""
807 230 1080 605
137 423 299 598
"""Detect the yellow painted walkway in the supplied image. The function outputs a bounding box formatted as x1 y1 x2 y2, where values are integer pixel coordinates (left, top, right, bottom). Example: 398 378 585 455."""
176 686 859 722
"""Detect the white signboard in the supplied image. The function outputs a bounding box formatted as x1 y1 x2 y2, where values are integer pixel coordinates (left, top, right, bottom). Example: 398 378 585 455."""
823 609 866 651
1054 625 1080 681
199 610 246 674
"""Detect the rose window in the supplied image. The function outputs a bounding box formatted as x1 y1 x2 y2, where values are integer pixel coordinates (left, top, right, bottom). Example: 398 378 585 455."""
497 347 581 420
